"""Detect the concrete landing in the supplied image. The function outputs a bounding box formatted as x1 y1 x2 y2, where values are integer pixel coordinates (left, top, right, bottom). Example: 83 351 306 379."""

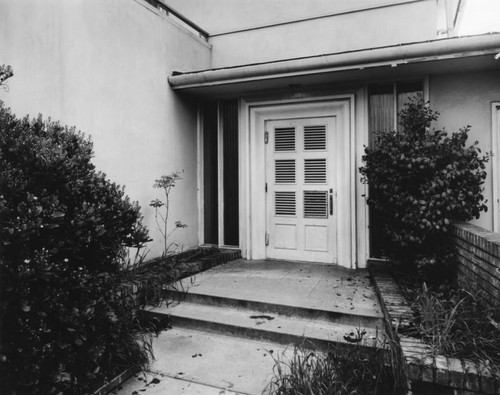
170 259 383 327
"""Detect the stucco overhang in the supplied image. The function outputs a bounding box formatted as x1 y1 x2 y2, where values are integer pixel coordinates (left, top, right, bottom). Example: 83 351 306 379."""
168 33 500 97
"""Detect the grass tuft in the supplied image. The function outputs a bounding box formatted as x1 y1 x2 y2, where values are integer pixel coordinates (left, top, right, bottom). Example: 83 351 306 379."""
266 341 403 395
407 282 500 369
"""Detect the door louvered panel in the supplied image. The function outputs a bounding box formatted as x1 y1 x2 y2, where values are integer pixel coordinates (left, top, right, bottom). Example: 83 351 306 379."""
274 127 295 152
304 191 328 219
275 191 296 216
304 159 327 184
275 159 296 183
304 125 327 150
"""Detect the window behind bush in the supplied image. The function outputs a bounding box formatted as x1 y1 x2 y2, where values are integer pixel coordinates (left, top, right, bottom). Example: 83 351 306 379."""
368 80 424 258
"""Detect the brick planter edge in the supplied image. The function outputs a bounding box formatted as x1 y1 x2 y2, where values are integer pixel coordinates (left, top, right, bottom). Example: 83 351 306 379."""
368 262 500 395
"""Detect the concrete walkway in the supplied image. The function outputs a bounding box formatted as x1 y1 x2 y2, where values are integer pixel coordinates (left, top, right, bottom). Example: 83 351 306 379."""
112 259 386 395
112 328 286 394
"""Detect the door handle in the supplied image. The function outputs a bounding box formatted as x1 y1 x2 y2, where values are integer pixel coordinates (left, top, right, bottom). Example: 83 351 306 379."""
329 189 333 216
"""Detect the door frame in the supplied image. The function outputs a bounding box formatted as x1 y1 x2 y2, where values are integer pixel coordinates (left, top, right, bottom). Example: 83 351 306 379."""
239 95 360 268
492 102 500 232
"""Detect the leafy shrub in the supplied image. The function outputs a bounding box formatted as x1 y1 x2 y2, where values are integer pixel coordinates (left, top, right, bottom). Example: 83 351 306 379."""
360 96 489 267
0 101 152 394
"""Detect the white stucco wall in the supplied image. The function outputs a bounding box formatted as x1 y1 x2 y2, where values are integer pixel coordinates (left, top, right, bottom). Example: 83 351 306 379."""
207 0 438 68
165 0 429 36
0 0 212 258
430 69 500 231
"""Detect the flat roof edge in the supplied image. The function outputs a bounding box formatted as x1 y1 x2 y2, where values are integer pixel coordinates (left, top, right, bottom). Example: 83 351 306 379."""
169 33 500 89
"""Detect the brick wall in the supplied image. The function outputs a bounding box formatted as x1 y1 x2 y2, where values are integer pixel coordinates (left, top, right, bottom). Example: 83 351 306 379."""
451 222 500 309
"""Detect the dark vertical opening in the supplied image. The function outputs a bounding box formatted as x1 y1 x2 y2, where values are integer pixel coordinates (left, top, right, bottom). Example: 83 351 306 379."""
368 83 394 258
221 99 239 246
202 102 218 244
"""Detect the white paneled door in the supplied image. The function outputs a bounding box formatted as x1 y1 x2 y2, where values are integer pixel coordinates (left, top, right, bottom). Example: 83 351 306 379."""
265 117 337 263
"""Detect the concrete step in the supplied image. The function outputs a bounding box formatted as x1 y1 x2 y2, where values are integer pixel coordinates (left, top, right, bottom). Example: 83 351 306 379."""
165 288 384 329
148 301 387 353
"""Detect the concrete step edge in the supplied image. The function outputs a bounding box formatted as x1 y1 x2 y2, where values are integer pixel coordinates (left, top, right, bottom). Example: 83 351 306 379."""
147 302 388 353
164 289 384 329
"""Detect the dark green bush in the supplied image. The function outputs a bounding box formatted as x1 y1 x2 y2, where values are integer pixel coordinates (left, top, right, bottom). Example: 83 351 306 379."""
360 97 488 268
0 101 151 394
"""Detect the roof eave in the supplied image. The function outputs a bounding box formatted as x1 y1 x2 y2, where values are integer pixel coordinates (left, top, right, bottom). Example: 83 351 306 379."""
168 33 500 90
